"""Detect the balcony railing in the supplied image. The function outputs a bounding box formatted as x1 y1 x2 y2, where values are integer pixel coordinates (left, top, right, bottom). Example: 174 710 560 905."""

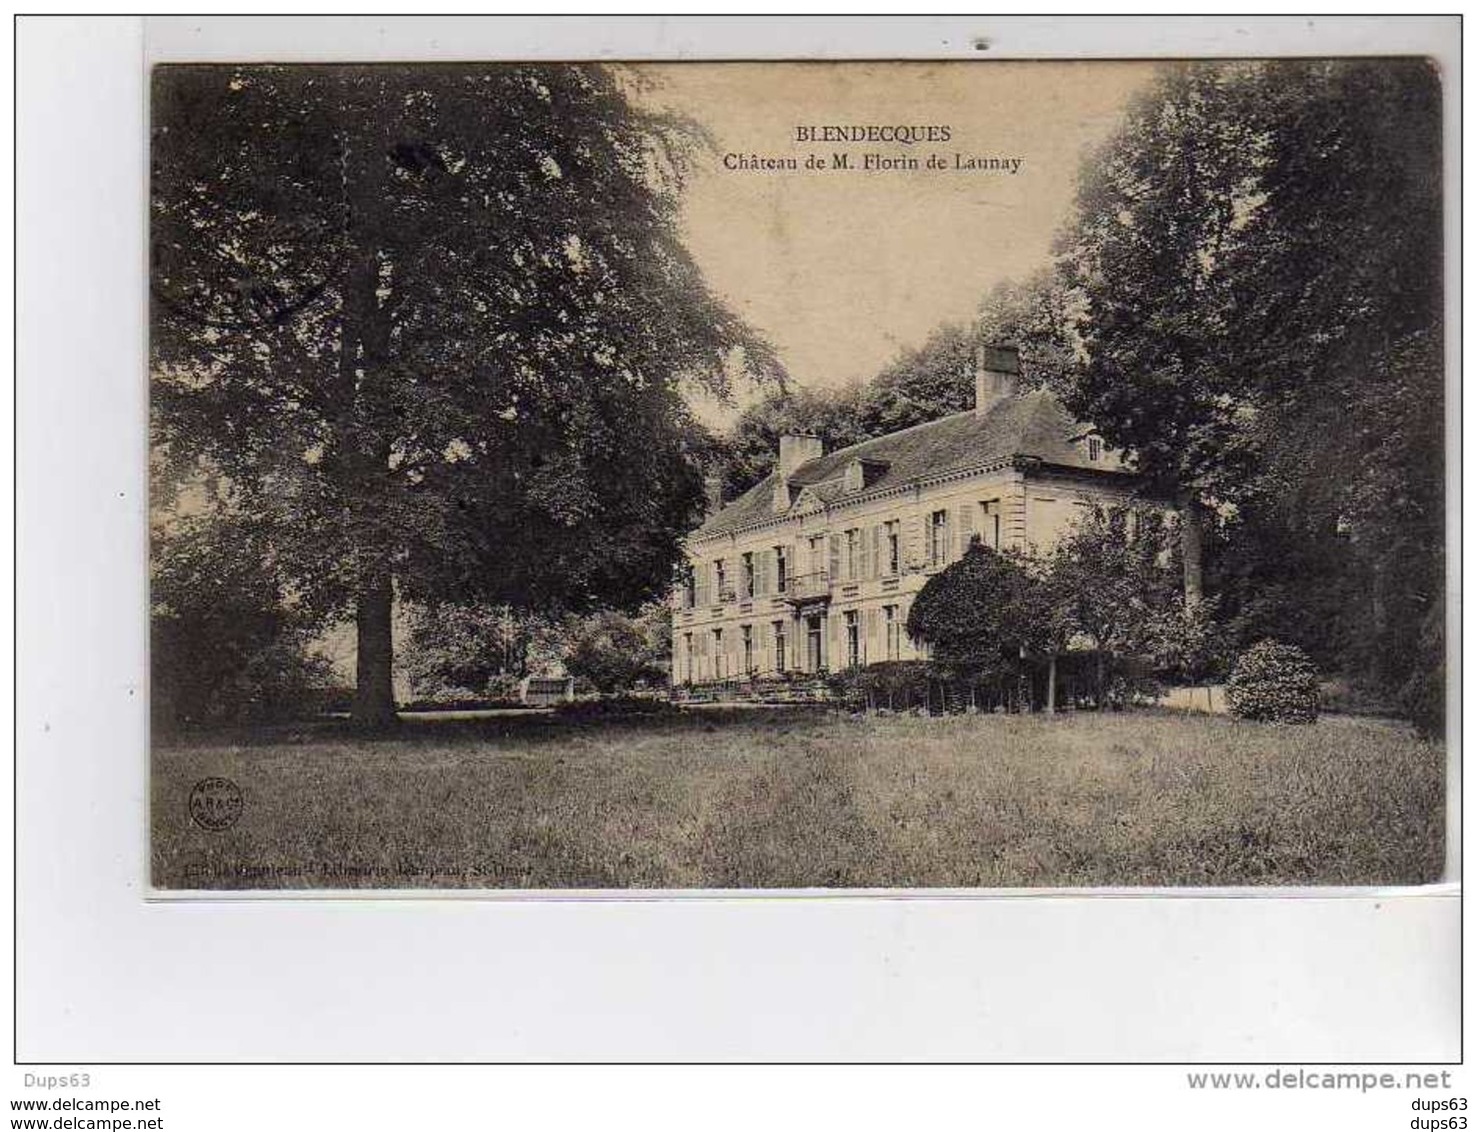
784 571 831 602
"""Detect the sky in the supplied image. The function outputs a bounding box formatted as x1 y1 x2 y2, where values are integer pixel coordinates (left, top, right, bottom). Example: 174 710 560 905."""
631 61 1159 423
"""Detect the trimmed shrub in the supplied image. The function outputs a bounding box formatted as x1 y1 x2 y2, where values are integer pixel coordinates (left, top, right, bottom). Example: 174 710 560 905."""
1227 639 1320 724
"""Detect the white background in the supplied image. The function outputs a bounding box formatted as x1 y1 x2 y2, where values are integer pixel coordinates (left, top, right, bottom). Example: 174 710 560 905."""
9 13 1466 1126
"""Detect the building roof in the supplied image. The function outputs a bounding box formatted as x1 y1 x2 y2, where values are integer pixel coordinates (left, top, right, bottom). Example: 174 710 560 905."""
693 389 1129 541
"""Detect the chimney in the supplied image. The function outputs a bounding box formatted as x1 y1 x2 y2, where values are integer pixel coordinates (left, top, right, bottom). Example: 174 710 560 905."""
975 343 1021 416
704 473 725 514
778 432 824 476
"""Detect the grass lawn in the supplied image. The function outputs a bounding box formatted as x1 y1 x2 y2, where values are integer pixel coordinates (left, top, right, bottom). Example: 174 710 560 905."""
152 708 1445 889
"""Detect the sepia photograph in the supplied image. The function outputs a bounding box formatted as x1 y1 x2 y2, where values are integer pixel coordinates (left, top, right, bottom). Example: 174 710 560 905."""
148 56 1447 892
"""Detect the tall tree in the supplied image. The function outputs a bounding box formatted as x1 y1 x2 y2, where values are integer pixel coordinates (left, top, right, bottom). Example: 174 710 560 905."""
1224 59 1444 721
151 64 779 725
1059 58 1444 729
1058 63 1265 603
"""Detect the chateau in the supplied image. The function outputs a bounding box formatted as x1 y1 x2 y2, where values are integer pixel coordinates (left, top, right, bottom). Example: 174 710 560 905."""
671 346 1138 688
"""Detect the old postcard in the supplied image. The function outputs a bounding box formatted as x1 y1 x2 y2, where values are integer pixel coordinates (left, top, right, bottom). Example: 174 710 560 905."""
149 58 1447 891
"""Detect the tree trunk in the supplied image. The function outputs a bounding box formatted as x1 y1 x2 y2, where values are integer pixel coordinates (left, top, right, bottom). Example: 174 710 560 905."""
1046 654 1057 715
352 574 397 728
1178 491 1205 607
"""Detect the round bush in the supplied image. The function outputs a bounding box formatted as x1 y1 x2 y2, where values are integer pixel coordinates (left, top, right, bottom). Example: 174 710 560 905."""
1227 640 1320 724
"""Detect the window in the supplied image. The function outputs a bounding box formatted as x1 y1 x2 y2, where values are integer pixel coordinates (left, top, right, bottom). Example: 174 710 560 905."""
741 624 754 673
683 632 694 683
775 546 788 593
773 620 787 671
683 568 696 608
885 520 901 575
883 605 900 660
742 552 755 598
714 559 727 601
981 500 1002 549
929 509 949 566
1088 436 1103 461
712 628 725 678
845 610 861 668
844 529 859 581
808 535 825 577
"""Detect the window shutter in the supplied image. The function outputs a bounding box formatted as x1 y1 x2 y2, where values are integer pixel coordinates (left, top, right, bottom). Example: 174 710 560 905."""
864 608 877 663
871 526 882 578
958 504 972 556
905 514 922 570
754 550 767 597
829 533 841 581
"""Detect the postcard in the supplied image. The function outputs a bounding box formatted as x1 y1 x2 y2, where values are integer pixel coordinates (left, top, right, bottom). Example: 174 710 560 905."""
148 57 1447 891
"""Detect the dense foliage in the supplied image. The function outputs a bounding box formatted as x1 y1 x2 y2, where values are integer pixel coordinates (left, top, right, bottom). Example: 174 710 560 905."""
905 543 1035 675
151 517 335 728
151 64 779 724
1226 640 1321 724
401 604 557 701
1058 59 1443 723
561 606 671 693
904 508 1180 712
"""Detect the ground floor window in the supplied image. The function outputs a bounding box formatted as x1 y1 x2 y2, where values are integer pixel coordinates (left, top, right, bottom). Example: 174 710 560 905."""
741 624 754 673
884 605 900 660
773 620 787 671
845 610 861 668
806 614 824 672
712 627 725 679
683 632 694 683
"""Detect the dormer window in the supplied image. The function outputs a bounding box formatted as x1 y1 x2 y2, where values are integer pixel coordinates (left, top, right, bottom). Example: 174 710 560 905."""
841 457 891 493
1073 429 1105 462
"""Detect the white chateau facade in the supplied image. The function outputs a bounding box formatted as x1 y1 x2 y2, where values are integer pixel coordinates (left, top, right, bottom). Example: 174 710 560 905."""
671 346 1139 687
